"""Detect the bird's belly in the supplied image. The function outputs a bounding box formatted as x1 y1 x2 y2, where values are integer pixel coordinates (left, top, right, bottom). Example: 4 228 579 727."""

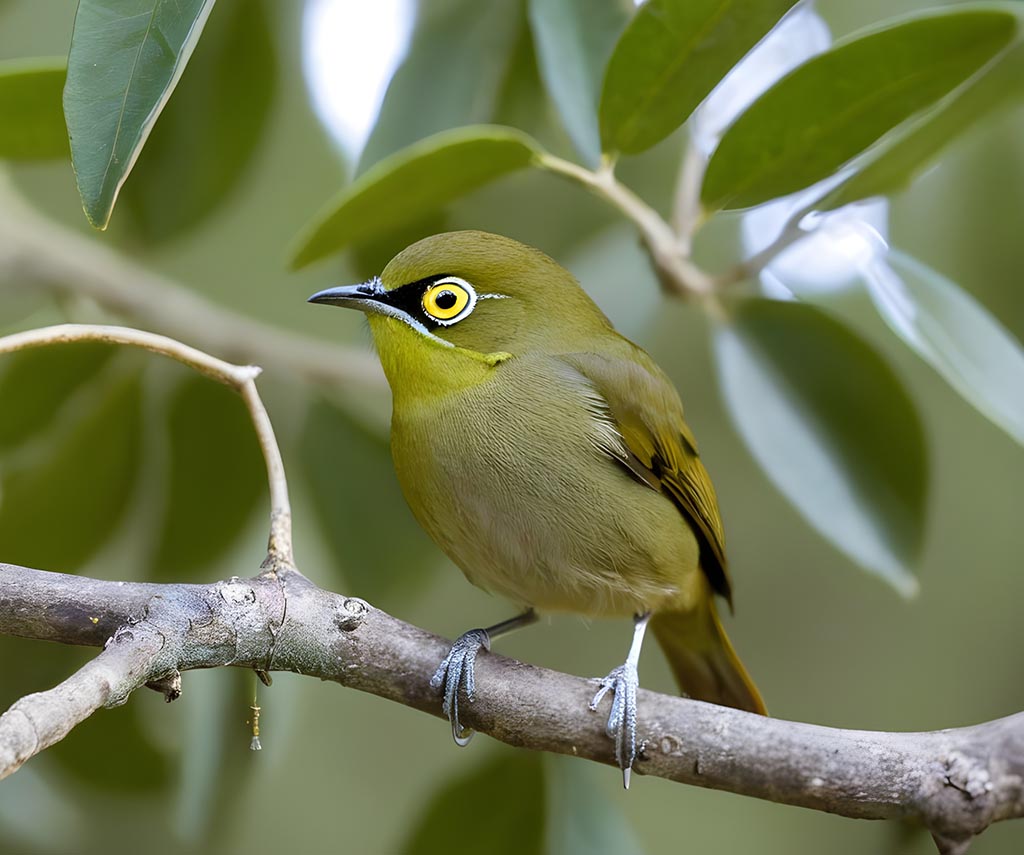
390 373 703 617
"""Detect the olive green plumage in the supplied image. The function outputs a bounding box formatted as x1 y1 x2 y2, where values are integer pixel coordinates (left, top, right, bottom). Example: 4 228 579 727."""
319 230 764 715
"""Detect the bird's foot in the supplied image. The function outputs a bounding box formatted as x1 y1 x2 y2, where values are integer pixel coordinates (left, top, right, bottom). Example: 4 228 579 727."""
430 628 491 746
589 661 640 788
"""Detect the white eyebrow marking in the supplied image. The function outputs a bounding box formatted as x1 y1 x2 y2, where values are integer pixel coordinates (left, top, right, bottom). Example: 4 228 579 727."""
478 293 509 300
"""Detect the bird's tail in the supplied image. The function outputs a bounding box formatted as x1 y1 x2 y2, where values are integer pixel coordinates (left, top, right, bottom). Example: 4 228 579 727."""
650 599 767 715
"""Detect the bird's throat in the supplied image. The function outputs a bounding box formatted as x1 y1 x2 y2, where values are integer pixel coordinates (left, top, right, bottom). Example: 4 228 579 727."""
367 315 507 403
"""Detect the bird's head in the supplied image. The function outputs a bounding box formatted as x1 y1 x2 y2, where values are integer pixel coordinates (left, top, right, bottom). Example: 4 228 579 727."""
308 231 612 362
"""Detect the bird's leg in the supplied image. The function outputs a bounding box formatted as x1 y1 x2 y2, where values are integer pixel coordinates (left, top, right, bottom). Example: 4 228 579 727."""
430 608 538 746
590 611 651 789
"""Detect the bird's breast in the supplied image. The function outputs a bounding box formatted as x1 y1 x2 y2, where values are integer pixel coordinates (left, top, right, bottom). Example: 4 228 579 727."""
389 353 703 617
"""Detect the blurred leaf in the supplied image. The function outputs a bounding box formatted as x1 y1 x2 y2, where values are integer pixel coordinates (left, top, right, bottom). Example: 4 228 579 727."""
599 0 798 156
0 763 88 851
151 376 265 580
714 299 926 594
528 0 631 166
64 0 217 228
121 0 276 243
357 0 524 171
0 342 114 451
403 751 545 855
175 671 255 847
0 372 142 572
0 291 49 334
0 635 91 708
544 755 644 854
702 7 1018 211
821 41 1024 210
0 58 68 160
490 18 557 147
346 1 525 277
351 211 450 282
290 126 541 269
301 399 438 603
564 224 660 341
49 693 171 793
440 17 641 257
865 251 1024 448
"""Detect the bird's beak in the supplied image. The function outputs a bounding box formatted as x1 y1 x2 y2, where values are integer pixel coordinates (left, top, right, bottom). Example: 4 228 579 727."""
307 279 386 312
308 276 431 338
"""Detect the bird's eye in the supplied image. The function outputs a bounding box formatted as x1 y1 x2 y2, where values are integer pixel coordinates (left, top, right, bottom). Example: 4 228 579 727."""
422 278 475 325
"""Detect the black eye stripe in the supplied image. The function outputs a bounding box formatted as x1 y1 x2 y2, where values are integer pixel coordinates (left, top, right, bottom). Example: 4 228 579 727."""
379 273 469 330
376 275 448 329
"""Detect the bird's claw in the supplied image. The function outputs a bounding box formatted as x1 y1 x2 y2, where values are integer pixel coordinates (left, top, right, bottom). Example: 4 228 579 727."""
589 662 640 788
430 628 491 747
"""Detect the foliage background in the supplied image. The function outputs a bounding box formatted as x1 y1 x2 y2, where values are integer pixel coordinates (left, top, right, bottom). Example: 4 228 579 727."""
0 1 1023 853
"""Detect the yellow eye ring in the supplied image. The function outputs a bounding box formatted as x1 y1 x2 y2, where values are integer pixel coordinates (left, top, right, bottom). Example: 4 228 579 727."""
422 279 473 324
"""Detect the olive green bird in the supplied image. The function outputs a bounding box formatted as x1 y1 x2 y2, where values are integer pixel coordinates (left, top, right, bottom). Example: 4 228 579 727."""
309 231 765 785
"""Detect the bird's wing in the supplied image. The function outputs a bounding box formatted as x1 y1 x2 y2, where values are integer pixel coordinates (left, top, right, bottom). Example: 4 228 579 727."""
560 349 732 606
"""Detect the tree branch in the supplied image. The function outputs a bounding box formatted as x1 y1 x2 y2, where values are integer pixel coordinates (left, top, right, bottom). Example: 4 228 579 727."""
0 562 1021 850
0 176 385 390
0 615 173 778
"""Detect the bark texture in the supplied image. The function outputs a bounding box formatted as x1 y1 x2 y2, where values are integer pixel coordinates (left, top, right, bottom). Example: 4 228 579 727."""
1 561 1020 852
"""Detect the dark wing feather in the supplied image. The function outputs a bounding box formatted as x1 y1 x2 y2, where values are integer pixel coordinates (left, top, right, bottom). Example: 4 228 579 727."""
560 350 732 606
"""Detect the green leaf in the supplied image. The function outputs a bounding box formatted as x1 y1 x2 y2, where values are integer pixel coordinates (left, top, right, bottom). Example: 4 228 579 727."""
151 375 265 580
701 7 1018 211
0 372 142 573
121 0 276 243
64 0 217 228
599 0 798 156
343 0 525 274
821 41 1024 210
0 58 68 160
403 751 545 855
290 126 541 269
544 755 644 854
714 299 927 594
0 342 114 451
865 251 1024 448
528 0 631 166
357 0 525 172
301 400 438 604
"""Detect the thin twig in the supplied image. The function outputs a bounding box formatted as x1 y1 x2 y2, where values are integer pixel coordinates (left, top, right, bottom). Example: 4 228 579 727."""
715 201 814 288
0 323 259 387
0 324 294 566
670 138 708 253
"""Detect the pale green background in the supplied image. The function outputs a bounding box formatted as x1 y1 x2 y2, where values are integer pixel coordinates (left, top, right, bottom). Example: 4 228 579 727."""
0 1 1022 853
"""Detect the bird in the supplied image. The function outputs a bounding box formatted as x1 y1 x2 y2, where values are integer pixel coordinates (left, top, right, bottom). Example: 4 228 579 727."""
309 230 766 786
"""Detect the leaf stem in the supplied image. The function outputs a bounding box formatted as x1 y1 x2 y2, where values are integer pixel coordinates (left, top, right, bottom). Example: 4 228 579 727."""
670 137 708 253
715 201 814 287
536 152 715 299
